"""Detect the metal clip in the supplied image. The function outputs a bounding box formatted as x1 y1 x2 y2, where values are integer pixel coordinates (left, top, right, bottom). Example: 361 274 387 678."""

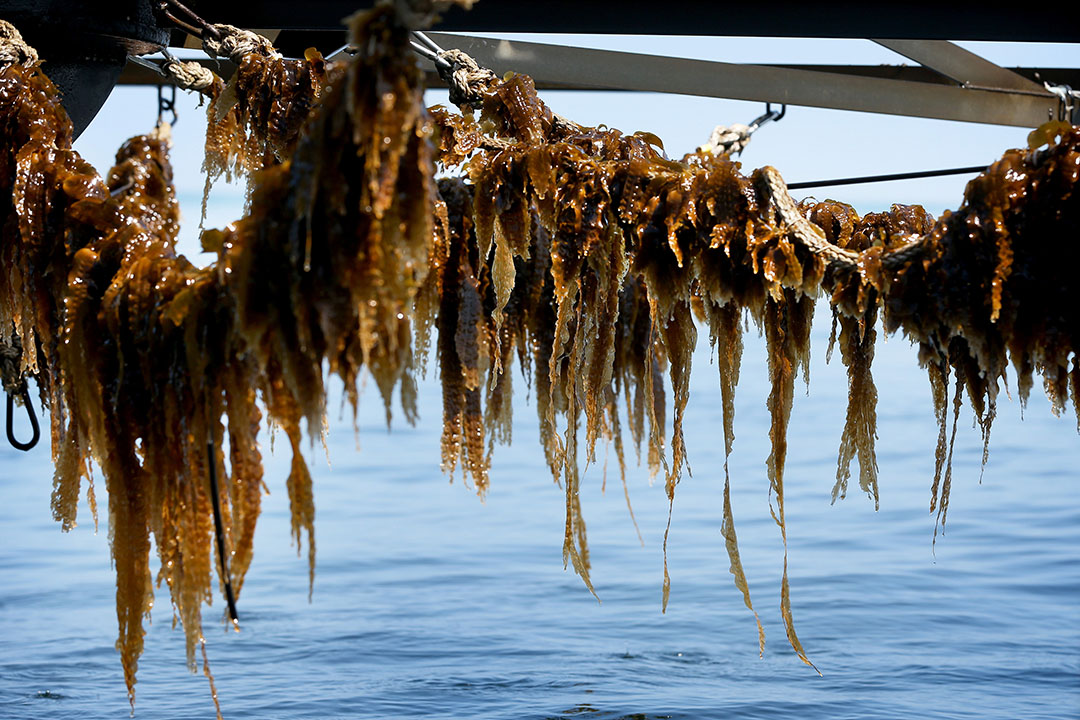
409 31 451 75
747 102 787 134
1045 82 1079 124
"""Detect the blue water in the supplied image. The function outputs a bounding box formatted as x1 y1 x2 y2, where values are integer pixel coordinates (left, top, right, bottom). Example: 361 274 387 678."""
2 302 1079 719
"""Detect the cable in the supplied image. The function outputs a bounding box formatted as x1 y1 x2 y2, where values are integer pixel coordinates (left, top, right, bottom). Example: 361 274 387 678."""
207 437 240 628
787 165 986 190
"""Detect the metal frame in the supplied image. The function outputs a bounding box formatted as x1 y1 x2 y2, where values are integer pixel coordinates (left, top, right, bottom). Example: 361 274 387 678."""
170 1 1080 42
417 33 1070 127
119 23 1079 128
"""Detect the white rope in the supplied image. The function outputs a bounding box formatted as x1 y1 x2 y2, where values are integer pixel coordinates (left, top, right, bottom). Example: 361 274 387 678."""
202 24 279 64
700 123 753 157
0 19 38 69
162 55 216 93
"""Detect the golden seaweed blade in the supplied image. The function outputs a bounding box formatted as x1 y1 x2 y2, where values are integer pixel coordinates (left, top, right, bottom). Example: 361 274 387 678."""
436 70 841 607
196 6 440 601
203 47 333 189
0 62 91 401
2 47 269 707
218 4 436 429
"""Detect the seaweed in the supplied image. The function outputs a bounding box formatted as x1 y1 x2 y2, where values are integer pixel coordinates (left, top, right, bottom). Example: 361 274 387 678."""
4 8 1080 711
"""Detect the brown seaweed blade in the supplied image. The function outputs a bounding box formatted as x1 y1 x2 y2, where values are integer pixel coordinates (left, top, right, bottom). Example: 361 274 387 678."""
764 291 818 673
433 178 492 489
202 43 330 193
833 311 880 507
214 5 439 590
706 300 764 653
59 126 255 706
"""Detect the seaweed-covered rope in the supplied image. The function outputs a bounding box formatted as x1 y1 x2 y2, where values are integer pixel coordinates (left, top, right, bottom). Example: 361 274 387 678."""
420 40 927 274
756 166 926 271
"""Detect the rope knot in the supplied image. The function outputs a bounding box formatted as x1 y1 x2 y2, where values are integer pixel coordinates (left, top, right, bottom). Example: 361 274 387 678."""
203 24 279 64
0 19 39 69
437 48 498 107
701 123 752 157
162 56 216 93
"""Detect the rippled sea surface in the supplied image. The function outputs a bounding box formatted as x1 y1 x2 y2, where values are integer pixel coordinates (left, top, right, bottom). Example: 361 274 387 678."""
2 302 1078 720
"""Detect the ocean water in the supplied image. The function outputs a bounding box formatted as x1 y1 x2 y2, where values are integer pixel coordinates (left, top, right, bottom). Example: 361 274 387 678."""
2 286 1078 719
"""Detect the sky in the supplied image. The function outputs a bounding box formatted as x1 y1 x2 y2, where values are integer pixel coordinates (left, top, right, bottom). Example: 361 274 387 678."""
72 36 1078 262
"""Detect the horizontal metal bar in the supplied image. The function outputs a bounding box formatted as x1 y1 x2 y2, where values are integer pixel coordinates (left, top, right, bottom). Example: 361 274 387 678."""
425 33 1061 127
873 39 1045 93
170 0 1080 41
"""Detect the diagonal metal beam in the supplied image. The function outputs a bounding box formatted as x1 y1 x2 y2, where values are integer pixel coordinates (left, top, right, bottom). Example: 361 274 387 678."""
424 33 1060 128
116 57 1080 101
872 39 1046 92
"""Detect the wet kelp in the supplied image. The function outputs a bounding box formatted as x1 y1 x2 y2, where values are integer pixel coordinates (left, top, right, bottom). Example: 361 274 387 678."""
202 41 331 188
3 7 1080 714
0 6 434 711
821 127 1080 535
801 199 937 508
428 77 842 662
424 71 1080 664
0 57 253 708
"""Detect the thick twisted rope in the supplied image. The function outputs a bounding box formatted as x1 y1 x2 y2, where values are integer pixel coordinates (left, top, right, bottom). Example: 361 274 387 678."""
0 19 39 69
429 43 927 275
702 124 754 156
436 48 498 106
202 24 279 64
756 165 926 271
162 55 216 93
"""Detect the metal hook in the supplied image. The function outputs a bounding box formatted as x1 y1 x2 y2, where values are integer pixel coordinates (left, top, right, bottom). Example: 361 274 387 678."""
128 54 168 78
157 82 178 126
747 102 786 134
1044 82 1078 123
412 31 443 57
6 386 40 452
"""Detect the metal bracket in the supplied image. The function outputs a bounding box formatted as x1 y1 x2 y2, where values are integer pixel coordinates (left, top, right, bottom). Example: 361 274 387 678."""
872 39 1046 93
